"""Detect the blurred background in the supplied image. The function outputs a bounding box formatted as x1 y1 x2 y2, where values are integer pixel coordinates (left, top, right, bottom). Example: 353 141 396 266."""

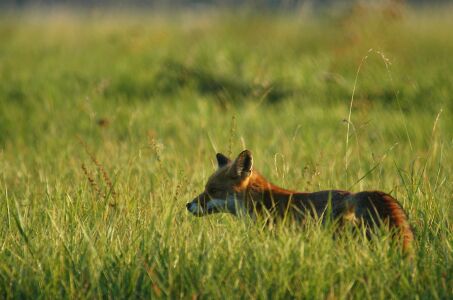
1 0 452 145
0 0 451 9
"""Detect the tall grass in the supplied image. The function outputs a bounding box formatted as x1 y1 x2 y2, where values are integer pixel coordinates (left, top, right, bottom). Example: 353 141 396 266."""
0 6 452 299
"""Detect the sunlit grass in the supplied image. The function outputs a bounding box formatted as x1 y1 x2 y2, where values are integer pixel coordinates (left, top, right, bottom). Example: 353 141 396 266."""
0 6 452 299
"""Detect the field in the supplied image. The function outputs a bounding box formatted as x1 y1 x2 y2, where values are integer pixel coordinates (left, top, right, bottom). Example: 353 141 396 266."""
0 6 452 299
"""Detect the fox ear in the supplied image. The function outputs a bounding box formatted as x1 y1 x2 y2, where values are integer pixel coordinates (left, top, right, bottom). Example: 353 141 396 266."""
233 150 253 178
216 153 231 168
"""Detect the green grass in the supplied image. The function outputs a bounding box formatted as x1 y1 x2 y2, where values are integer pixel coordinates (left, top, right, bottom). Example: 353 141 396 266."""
0 6 452 299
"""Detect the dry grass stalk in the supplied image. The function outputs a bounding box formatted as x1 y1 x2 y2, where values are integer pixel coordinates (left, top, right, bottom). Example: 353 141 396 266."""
78 136 116 199
81 163 100 197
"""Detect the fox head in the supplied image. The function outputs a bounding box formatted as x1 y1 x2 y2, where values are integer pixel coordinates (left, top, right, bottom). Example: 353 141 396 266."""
186 150 254 216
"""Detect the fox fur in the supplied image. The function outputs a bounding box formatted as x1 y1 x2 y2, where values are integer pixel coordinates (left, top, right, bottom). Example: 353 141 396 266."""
186 150 414 253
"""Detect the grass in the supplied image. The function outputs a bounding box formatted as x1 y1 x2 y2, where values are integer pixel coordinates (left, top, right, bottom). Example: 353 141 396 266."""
0 5 452 299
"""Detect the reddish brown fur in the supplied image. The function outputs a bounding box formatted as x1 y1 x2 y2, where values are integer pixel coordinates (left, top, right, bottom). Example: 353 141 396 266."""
240 172 413 252
188 151 414 254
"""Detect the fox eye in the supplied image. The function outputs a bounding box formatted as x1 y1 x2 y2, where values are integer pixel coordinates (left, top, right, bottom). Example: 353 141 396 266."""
208 188 219 194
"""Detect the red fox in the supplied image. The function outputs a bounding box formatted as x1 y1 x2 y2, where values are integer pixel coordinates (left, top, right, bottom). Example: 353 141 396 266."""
186 150 414 253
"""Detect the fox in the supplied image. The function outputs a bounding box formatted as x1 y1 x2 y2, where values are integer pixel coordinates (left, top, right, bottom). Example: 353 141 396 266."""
186 150 414 253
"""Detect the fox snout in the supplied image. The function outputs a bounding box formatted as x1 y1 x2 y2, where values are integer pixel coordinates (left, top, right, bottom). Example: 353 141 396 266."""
186 201 200 215
186 192 237 216
186 193 208 216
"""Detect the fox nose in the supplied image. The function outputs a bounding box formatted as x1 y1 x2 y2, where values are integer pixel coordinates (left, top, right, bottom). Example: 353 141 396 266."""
186 203 191 210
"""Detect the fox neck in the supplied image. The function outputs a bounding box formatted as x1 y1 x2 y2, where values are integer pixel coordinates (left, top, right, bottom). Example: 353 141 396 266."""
242 171 306 214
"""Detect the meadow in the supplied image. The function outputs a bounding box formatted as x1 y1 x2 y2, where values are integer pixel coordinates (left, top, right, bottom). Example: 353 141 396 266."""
0 6 452 299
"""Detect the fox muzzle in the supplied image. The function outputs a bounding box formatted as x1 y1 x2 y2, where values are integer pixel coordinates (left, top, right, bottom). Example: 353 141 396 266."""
186 193 209 216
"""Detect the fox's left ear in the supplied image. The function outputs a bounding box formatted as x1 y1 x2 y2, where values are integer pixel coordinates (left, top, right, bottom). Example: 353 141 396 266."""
233 150 253 178
216 153 231 168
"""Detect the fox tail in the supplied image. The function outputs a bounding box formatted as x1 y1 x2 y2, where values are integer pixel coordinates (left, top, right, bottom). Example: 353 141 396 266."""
349 191 414 254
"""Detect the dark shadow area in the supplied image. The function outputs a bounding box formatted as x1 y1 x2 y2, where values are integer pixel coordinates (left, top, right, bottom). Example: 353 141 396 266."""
106 60 294 104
